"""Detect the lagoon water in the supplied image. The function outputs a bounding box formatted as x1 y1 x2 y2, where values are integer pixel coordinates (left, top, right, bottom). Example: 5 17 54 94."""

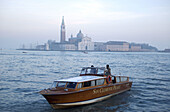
0 50 170 112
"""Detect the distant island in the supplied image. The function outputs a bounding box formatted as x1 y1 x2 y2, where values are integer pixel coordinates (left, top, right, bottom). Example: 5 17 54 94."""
158 49 170 53
17 17 158 52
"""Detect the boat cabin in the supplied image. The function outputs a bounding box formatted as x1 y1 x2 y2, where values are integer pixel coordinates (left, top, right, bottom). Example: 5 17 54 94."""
80 67 106 76
50 76 129 91
51 76 106 91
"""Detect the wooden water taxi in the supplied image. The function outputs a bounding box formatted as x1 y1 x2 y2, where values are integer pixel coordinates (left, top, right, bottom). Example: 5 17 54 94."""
39 66 132 109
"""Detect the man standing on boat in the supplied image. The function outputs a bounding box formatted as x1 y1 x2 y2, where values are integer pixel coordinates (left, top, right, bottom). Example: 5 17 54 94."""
105 64 111 76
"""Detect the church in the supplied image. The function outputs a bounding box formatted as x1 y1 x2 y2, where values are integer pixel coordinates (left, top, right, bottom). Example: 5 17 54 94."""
46 17 94 51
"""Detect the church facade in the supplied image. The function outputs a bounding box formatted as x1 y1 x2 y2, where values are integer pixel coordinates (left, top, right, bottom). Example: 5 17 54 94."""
68 30 94 50
78 36 94 50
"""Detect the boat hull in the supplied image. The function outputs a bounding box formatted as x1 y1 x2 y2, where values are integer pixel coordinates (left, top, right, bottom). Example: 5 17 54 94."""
50 88 131 109
41 82 132 109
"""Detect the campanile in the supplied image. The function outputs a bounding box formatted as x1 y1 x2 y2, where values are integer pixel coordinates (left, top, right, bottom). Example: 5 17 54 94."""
60 16 65 43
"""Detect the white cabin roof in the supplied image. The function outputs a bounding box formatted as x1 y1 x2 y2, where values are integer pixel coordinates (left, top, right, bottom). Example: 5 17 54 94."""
56 76 105 83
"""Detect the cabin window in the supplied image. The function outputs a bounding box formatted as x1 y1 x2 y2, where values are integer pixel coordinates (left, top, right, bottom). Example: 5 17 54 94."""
77 83 82 89
81 69 86 74
86 69 91 74
66 82 77 89
83 81 91 87
57 82 66 87
91 80 95 86
96 79 104 86
51 81 58 88
116 77 120 83
98 68 104 75
121 77 127 82
112 77 116 83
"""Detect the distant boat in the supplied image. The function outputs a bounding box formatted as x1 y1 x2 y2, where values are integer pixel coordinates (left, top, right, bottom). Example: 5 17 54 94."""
22 51 27 53
39 66 132 109
83 51 88 54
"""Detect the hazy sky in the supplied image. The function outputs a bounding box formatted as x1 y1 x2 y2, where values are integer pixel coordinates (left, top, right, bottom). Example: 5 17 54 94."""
0 0 170 50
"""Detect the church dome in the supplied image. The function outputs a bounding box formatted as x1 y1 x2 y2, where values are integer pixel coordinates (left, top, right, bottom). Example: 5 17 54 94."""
77 30 84 38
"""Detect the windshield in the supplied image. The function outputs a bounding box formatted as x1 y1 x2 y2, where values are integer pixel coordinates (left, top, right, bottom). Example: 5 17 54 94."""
81 68 97 74
51 81 58 88
66 82 77 89
57 82 66 87
98 68 104 75
81 68 86 74
81 67 105 75
89 68 97 74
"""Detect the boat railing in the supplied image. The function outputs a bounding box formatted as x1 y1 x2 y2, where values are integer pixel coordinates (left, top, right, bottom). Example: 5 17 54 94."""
114 76 129 83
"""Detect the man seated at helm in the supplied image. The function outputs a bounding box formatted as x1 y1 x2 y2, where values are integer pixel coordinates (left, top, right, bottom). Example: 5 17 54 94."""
90 65 97 74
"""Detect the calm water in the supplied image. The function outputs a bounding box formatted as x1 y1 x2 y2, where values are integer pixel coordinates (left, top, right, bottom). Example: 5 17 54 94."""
0 50 170 112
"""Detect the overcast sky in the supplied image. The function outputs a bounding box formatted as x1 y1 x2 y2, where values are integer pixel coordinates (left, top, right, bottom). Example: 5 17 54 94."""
0 0 170 50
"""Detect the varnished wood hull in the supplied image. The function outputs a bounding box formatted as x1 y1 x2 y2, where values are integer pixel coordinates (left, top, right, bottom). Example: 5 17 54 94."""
41 82 132 109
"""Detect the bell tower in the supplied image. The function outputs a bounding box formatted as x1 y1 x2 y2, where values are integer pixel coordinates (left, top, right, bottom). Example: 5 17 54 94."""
60 16 66 43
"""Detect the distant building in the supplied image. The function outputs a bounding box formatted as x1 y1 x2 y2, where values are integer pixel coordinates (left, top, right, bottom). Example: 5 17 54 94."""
140 44 157 51
105 41 129 51
94 42 105 51
49 42 61 50
77 30 84 38
68 30 94 50
158 49 170 52
60 16 66 43
78 36 94 50
130 45 141 51
36 45 45 50
129 44 141 51
44 17 76 51
62 43 76 50
129 43 157 52
69 30 84 48
164 49 170 52
36 43 49 50
45 43 49 50
47 41 76 51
